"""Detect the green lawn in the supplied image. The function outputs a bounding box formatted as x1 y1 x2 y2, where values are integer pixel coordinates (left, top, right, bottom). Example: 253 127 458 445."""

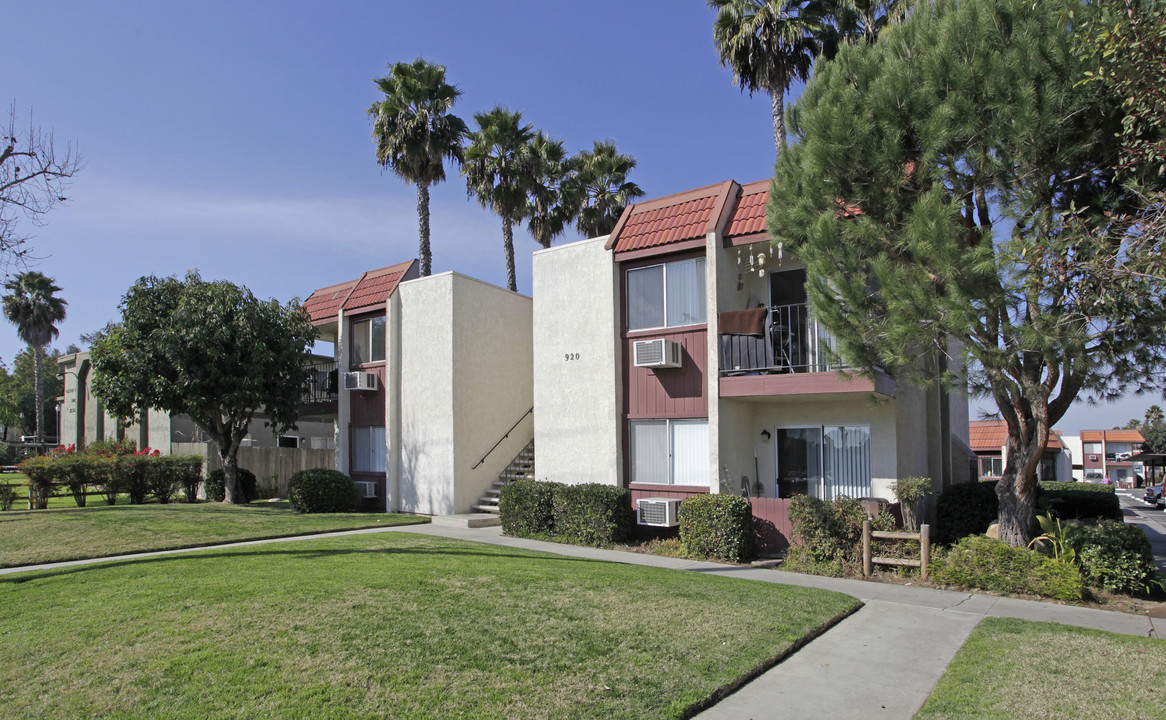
0 502 427 567
0 533 859 719
916 617 1166 720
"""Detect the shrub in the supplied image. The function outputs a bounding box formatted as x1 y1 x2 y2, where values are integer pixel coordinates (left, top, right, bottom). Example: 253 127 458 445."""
287 468 357 513
17 455 59 509
89 456 119 505
161 455 204 503
499 478 558 537
678 493 755 562
936 480 999 543
0 483 17 511
55 454 89 507
893 476 932 532
785 494 897 575
551 483 633 546
112 455 154 504
931 535 1084 601
1038 483 1122 522
204 467 258 503
1065 521 1161 594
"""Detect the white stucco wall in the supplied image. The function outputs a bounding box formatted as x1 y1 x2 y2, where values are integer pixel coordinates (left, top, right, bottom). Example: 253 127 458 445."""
532 237 622 486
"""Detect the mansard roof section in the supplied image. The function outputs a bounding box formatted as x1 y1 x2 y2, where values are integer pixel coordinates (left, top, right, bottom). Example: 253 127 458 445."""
303 259 417 323
606 180 738 259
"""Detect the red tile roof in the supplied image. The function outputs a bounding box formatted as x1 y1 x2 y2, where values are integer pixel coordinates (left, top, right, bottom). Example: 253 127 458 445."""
969 420 1064 452
725 180 770 240
1080 429 1144 443
607 181 736 254
303 260 416 323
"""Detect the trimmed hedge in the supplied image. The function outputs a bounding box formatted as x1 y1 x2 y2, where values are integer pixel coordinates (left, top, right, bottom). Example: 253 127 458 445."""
498 480 633 547
931 534 1084 601
552 483 634 546
205 468 258 504
1038 482 1122 522
678 493 754 562
1065 521 1161 594
936 480 999 544
287 468 358 513
498 478 558 537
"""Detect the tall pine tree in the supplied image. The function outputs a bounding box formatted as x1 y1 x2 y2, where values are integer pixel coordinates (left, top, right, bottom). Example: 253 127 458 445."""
770 0 1166 545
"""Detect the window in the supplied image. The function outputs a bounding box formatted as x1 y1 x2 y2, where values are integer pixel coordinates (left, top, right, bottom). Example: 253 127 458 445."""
776 425 871 499
627 258 706 331
629 419 709 486
350 316 386 365
979 456 1003 478
352 426 386 472
277 435 299 449
1083 442 1102 455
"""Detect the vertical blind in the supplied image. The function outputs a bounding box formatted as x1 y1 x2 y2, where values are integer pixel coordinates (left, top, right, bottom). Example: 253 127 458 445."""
352 426 386 473
823 425 871 499
630 419 709 486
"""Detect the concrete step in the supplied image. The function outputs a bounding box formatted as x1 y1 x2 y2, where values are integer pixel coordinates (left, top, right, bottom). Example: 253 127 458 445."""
472 504 500 514
430 513 501 528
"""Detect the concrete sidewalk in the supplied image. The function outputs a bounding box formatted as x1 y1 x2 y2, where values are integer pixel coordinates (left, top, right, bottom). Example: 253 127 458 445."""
2 521 1162 719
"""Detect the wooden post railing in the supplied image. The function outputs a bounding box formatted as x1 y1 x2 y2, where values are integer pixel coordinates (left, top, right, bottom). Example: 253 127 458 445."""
862 519 931 581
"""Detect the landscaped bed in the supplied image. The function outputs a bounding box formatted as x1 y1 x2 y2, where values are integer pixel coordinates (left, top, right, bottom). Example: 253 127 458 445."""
0 502 427 567
0 533 859 719
915 617 1166 719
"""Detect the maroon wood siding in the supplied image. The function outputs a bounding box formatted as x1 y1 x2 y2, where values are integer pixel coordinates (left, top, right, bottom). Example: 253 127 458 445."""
719 369 895 399
629 488 792 554
349 364 386 426
624 327 708 418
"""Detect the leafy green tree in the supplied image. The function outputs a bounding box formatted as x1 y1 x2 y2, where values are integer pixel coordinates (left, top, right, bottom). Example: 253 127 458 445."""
770 0 1166 546
570 141 643 239
11 347 63 441
1141 421 1166 455
0 361 18 441
527 132 578 249
463 107 535 292
90 272 316 504
369 58 468 277
709 0 828 159
2 271 66 442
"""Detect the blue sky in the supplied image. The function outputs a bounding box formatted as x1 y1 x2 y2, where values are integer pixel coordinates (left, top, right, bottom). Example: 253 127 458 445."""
3 1 1157 433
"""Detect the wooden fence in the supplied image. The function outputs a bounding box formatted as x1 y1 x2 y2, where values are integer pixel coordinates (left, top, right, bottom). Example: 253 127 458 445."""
628 489 793 554
174 443 334 497
862 519 931 580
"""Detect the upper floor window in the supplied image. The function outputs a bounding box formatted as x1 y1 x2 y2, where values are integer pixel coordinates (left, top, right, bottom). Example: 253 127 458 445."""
627 257 706 331
351 316 386 365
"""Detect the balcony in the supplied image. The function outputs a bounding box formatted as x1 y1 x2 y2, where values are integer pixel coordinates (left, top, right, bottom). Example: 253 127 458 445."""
718 303 893 399
301 358 339 414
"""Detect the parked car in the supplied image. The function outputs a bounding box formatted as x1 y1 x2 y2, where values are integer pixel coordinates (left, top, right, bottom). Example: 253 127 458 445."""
1084 471 1107 483
1144 485 1164 509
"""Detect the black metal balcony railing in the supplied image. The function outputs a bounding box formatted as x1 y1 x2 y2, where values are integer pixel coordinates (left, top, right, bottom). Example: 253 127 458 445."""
720 302 846 375
303 359 338 404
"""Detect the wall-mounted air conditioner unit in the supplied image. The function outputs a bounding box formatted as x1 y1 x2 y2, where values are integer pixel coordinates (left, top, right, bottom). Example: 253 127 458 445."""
344 371 378 391
637 497 681 527
355 481 377 499
633 339 682 369
1088 455 1098 462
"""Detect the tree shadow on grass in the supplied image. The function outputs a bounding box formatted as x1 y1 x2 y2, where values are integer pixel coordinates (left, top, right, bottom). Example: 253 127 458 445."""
0 542 607 585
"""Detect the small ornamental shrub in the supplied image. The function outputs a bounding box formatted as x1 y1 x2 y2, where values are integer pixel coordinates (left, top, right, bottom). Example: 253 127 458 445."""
113 453 156 504
55 453 89 507
87 438 137 456
678 493 755 562
551 483 633 546
90 456 119 505
785 494 896 575
1065 521 1161 594
499 478 558 537
204 468 259 503
936 480 999 543
287 468 358 513
893 476 932 532
0 483 16 511
930 535 1084 601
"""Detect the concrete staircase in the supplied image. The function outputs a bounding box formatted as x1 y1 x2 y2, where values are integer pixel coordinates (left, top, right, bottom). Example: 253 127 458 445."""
472 440 534 514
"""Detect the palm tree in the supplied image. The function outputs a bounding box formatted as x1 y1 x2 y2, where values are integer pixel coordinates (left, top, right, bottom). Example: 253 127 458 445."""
571 141 644 239
2 271 66 442
462 107 535 292
1146 405 1164 426
527 132 579 249
369 58 467 277
819 0 904 56
709 0 828 160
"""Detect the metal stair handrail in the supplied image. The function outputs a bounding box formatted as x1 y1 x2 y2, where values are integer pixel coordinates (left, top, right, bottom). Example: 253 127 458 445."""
471 407 533 470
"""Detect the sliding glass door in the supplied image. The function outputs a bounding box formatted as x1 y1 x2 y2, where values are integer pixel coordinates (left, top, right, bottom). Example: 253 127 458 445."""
775 425 871 499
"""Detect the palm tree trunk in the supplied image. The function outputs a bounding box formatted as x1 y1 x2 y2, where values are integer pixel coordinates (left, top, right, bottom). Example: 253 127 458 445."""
417 183 432 276
770 90 786 161
33 346 43 443
502 216 517 292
